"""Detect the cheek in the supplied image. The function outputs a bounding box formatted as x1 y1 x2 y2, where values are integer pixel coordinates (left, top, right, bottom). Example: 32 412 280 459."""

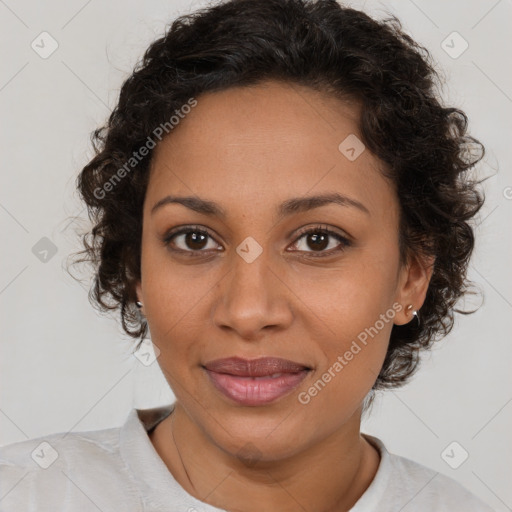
139 239 209 367
298 297 392 416
300 247 400 400
140 231 216 326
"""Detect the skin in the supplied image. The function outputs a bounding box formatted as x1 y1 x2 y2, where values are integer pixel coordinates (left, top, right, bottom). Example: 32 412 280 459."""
135 80 433 512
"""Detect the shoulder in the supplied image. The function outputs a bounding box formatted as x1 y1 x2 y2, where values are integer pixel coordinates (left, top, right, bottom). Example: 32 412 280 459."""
391 452 493 510
0 424 138 511
0 424 122 471
359 435 495 512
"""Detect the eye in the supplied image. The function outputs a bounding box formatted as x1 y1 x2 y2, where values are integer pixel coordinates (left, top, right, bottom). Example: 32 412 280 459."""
162 225 222 255
289 225 351 257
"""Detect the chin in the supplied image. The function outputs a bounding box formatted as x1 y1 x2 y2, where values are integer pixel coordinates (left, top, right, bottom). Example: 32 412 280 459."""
195 398 321 462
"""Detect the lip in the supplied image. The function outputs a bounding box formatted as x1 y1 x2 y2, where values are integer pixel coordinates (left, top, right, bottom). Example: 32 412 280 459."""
203 357 311 406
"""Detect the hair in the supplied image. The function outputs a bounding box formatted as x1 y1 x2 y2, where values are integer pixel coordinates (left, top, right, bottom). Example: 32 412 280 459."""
71 0 485 391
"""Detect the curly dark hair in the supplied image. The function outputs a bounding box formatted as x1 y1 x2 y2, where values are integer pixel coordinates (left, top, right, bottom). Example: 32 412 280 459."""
72 0 485 390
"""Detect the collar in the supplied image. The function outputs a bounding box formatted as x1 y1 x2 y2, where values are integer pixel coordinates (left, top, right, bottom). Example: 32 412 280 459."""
119 402 226 511
119 402 390 511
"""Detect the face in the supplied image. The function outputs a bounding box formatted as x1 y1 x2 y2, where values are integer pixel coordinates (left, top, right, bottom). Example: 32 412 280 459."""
136 80 427 460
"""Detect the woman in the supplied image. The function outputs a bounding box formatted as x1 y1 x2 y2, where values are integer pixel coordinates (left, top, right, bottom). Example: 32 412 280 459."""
0 0 494 510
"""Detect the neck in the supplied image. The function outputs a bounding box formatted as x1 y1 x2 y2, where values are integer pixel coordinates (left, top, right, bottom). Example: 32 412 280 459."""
149 403 380 512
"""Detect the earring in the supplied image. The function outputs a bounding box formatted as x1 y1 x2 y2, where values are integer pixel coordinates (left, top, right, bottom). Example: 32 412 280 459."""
136 301 143 308
406 304 420 326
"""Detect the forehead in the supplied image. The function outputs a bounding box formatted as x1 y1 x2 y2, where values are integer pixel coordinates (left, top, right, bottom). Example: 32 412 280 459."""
146 80 396 219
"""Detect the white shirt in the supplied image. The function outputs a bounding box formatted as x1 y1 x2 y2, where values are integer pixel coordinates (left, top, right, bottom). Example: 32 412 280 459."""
0 403 494 511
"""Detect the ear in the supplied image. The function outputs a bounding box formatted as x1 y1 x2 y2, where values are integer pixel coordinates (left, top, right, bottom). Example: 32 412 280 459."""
393 252 435 326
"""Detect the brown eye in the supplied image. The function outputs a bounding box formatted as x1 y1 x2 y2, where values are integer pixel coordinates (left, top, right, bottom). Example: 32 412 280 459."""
163 226 221 254
183 231 208 250
304 232 330 251
291 226 351 257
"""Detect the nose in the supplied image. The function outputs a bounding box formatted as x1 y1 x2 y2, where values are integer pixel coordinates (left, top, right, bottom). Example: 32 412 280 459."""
212 247 293 341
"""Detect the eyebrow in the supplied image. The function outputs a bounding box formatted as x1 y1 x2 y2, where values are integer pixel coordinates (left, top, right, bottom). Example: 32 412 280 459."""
150 192 370 218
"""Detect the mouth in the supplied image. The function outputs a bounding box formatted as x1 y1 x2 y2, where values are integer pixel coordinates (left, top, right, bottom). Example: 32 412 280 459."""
203 357 312 406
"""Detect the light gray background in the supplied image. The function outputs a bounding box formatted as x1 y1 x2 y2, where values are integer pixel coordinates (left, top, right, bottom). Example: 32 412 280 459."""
1 0 511 509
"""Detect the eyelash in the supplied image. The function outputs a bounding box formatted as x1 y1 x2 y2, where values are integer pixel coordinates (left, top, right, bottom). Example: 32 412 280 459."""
162 224 351 259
